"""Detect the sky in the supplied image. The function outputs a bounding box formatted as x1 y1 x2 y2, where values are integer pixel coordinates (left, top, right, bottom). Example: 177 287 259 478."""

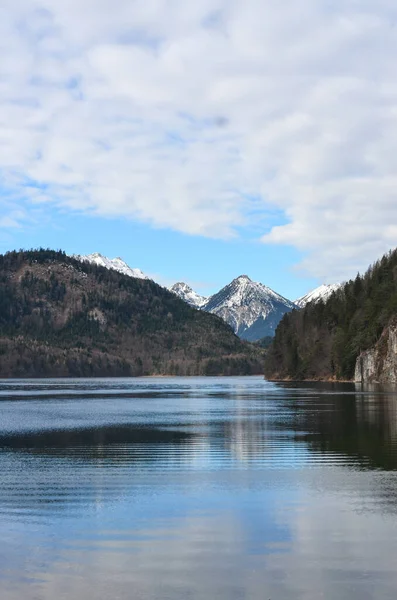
1 0 397 299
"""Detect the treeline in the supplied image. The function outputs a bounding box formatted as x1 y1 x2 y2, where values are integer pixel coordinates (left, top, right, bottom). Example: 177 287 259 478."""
265 248 397 380
0 249 264 377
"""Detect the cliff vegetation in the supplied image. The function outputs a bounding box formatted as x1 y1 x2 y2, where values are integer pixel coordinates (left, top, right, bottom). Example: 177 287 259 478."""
265 248 397 381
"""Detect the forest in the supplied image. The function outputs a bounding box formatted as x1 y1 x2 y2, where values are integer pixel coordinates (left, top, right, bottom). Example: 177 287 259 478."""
0 249 264 377
265 248 397 380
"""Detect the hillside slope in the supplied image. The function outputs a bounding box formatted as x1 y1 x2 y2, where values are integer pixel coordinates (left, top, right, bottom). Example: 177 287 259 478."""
0 250 264 378
265 249 397 381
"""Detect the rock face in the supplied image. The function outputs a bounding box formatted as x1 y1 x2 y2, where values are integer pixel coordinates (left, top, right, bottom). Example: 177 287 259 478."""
354 350 377 383
355 324 397 383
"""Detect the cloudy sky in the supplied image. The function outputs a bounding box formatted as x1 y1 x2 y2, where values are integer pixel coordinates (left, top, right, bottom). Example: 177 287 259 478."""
1 0 396 297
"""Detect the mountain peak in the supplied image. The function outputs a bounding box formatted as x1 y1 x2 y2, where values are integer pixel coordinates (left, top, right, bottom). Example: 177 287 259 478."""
203 276 295 341
73 253 149 281
235 274 251 282
172 282 192 291
294 283 342 308
170 282 207 308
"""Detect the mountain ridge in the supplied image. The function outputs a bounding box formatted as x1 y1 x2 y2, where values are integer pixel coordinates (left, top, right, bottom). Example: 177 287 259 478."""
74 252 149 281
0 249 264 378
74 251 341 342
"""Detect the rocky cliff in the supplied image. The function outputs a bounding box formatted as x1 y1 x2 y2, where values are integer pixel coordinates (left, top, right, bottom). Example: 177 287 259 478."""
355 324 397 383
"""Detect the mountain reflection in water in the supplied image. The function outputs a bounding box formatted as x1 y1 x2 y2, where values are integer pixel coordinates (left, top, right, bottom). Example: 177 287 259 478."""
0 376 397 600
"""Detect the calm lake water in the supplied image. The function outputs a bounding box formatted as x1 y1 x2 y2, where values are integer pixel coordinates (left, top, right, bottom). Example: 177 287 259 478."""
1 376 397 599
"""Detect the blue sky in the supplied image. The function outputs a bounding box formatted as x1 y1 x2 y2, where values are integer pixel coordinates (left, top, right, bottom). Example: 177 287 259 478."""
0 204 316 299
1 0 397 298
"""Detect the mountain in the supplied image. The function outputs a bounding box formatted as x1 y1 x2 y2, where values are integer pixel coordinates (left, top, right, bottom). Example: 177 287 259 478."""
169 282 207 308
0 249 265 378
74 252 149 280
75 255 302 342
264 248 397 382
294 283 342 308
202 275 296 341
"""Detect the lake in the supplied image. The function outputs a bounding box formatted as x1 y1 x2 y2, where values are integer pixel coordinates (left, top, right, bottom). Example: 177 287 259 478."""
1 376 397 599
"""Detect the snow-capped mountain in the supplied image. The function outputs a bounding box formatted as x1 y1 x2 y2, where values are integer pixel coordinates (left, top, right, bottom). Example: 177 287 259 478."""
71 253 342 340
203 275 296 341
74 252 149 280
294 283 342 308
169 282 207 308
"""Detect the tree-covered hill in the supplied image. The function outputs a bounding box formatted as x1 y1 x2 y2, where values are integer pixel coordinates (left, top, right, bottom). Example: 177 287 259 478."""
0 249 264 377
264 248 397 381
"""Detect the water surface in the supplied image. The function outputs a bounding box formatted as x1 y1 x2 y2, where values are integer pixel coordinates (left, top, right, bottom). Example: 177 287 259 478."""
1 376 397 599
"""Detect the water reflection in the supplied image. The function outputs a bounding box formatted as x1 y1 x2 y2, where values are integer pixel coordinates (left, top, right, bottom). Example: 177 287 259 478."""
1 377 397 600
277 383 397 470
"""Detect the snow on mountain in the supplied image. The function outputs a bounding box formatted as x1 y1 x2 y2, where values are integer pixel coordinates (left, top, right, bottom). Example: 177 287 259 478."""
71 254 342 338
203 275 296 341
294 283 342 308
169 282 207 308
74 252 149 280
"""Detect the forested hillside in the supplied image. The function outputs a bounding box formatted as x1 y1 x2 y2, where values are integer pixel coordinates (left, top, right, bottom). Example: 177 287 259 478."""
0 249 264 377
265 248 397 381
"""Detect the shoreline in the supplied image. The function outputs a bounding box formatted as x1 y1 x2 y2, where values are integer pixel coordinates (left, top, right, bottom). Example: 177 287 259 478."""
0 373 265 381
265 377 354 383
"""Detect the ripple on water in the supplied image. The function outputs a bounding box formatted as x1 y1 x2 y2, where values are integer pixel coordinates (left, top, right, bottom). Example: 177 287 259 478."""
1 376 397 600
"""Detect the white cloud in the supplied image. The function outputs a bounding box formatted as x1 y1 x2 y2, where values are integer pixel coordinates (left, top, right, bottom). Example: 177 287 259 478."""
1 0 397 279
0 215 22 228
